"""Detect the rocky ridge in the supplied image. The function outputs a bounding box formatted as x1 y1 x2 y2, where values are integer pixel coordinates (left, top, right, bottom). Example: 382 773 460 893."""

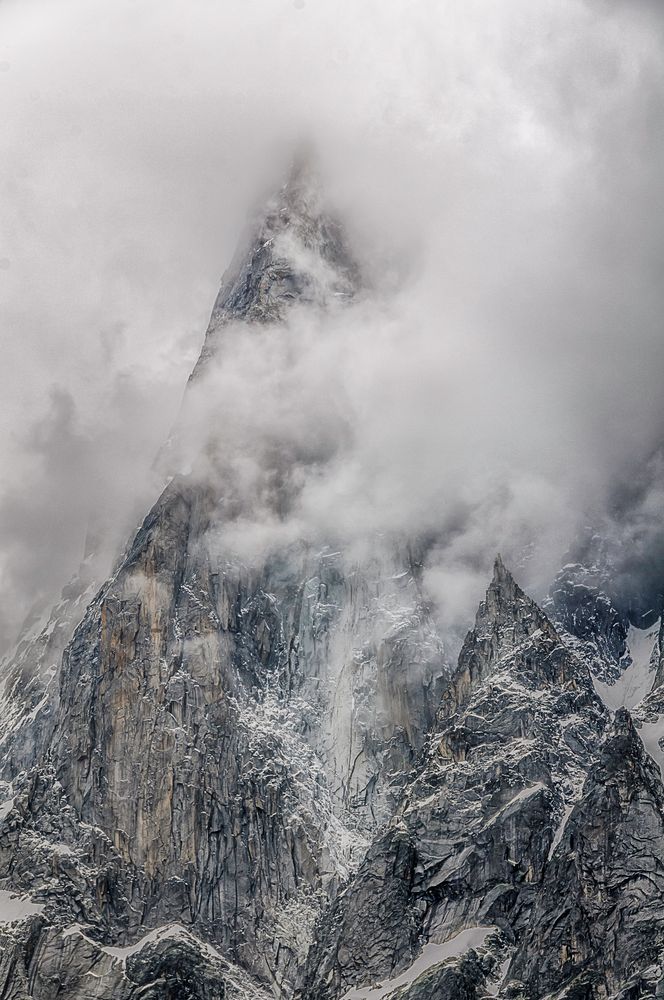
1 163 664 1000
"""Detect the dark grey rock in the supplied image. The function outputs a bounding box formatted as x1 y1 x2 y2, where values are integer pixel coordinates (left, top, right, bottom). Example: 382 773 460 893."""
2 159 663 1000
508 709 664 999
298 559 607 1000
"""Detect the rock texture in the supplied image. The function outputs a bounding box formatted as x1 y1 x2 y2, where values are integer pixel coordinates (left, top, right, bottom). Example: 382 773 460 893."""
0 162 446 998
509 709 664 999
298 557 608 1000
2 161 664 1000
547 562 630 684
191 152 359 379
47 500 446 990
0 559 97 780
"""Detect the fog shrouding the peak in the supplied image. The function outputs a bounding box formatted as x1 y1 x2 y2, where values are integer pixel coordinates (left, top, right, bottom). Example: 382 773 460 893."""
1 0 664 651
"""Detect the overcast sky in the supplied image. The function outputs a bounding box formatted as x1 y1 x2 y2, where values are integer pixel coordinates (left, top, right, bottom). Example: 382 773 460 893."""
1 0 664 651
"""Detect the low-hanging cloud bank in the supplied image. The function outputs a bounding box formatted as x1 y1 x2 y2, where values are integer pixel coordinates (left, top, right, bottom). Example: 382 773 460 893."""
1 0 664 650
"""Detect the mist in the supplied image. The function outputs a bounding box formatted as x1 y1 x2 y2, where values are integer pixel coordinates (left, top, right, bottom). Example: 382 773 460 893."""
1 0 664 651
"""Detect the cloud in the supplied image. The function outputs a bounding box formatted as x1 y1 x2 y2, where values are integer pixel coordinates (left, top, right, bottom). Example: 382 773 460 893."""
1 0 664 649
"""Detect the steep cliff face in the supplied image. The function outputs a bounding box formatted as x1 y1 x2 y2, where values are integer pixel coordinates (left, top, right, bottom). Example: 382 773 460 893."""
2 163 664 1000
0 163 448 998
548 553 663 696
547 563 630 683
48 481 446 989
509 709 664 999
0 559 97 780
298 558 608 1000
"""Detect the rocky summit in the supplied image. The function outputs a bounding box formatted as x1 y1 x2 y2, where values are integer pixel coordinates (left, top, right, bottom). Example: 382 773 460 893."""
1 163 664 1000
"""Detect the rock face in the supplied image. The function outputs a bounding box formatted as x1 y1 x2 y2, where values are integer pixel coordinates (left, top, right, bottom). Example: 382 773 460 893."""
191 153 359 379
0 162 447 998
2 162 664 1000
547 563 630 684
509 709 664 999
48 493 446 990
298 557 607 1000
0 559 97 780
0 919 269 1000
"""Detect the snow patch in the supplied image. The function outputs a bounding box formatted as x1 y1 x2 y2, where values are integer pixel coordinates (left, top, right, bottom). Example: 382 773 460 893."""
101 923 223 964
547 774 585 861
548 801 575 860
51 842 76 856
593 621 659 710
23 692 49 724
483 782 547 831
340 926 496 1000
0 889 44 923
62 922 87 939
638 717 664 781
63 922 224 966
0 798 15 822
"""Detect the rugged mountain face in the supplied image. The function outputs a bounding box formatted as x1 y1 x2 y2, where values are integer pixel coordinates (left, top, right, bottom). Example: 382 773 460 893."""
45 492 446 991
298 556 608 1000
0 163 447 998
546 563 630 684
509 709 664 999
2 162 664 1000
0 557 97 780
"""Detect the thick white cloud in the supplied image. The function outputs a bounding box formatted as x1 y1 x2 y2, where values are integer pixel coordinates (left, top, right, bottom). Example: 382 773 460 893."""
1 0 663 649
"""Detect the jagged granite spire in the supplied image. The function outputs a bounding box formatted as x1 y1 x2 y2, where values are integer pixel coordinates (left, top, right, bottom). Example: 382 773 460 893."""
438 554 568 719
191 152 360 378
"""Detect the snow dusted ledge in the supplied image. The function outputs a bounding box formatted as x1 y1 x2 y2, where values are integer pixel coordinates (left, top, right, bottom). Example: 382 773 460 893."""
62 922 223 967
340 926 496 1000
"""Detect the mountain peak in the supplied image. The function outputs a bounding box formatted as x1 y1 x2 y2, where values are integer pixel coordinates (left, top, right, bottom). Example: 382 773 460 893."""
482 553 547 631
486 551 519 607
277 141 321 212
437 557 574 718
191 152 360 377
492 551 507 578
